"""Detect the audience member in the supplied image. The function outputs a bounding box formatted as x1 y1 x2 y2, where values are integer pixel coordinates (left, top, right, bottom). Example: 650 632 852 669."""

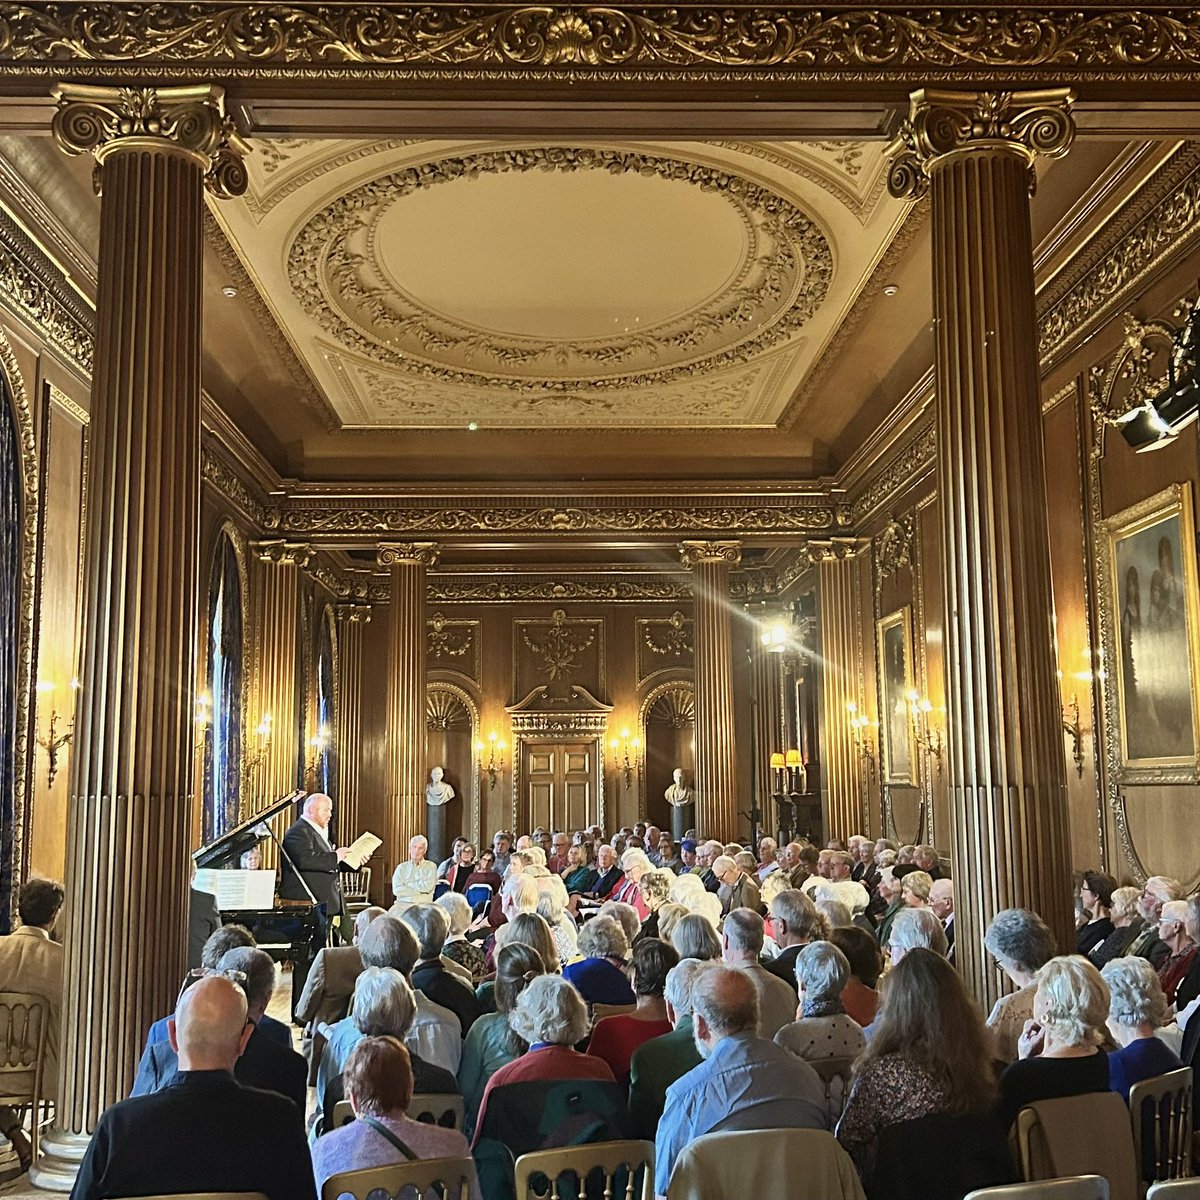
391 835 437 907
764 888 827 992
0 877 64 1170
775 941 866 1063
1128 876 1183 967
587 938 678 1082
713 854 760 916
560 844 598 895
188 864 221 970
656 902 688 944
829 926 883 1027
313 1036 479 1200
889 907 949 963
929 879 955 962
654 964 827 1194
998 955 1112 1127
73 976 314 1200
721 908 797 1039
983 908 1057 1061
1088 885 1144 966
610 849 653 918
813 852 871 915
436 836 467 878
836 949 997 1177
403 904 481 1035
297 906 383 1033
491 832 514 879
548 832 572 875
436 892 488 981
599 899 642 949
900 870 933 909
1174 894 1200 1010
134 948 306 1110
495 911 560 984
534 878 579 966
636 870 673 941
580 843 624 901
1155 898 1197 1005
472 975 615 1143
1101 956 1182 1098
459 944 547 1137
875 870 905 949
563 915 634 1005
1076 871 1117 957
671 912 722 962
913 845 943 880
441 842 478 893
657 836 684 875
463 848 503 898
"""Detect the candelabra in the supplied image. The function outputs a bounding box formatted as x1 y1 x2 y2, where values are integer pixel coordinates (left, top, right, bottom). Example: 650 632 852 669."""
36 678 78 788
846 702 878 784
769 748 806 843
905 690 945 775
1062 693 1084 778
475 731 506 791
243 712 273 774
610 728 640 790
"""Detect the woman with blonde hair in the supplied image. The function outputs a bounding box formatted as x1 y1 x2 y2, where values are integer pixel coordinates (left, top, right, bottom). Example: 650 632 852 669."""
496 910 560 974
1089 885 1148 966
900 870 933 908
998 954 1113 1126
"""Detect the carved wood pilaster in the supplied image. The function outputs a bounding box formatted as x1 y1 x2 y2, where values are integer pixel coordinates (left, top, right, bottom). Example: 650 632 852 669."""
334 604 371 844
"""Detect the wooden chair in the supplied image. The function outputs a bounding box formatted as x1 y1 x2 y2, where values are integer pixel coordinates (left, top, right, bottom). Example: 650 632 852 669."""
591 1003 637 1024
964 1179 1110 1200
0 991 51 1162
1016 1094 1138 1200
342 868 372 917
1130 1068 1194 1186
514 1139 654 1200
329 1093 466 1132
1148 1184 1200 1199
808 1055 855 1122
321 1157 477 1200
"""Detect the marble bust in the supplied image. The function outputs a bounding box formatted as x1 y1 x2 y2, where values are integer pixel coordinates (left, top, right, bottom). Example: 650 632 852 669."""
426 766 455 807
664 767 693 807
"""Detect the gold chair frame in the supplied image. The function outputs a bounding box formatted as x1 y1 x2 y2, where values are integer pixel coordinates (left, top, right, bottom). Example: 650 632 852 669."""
1130 1068 1194 1186
330 1093 466 1131
0 991 51 1163
514 1139 655 1200
964 1176 1110 1200
321 1156 477 1200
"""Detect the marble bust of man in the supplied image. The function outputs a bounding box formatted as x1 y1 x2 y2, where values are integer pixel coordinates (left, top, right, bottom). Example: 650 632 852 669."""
426 766 455 807
664 767 693 807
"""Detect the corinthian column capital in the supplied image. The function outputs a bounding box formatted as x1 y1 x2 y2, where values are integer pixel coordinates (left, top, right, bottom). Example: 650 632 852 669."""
377 541 440 569
887 88 1075 201
679 540 741 569
51 83 249 198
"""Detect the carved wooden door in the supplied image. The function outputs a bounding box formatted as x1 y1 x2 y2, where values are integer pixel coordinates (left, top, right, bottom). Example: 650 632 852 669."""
522 740 595 832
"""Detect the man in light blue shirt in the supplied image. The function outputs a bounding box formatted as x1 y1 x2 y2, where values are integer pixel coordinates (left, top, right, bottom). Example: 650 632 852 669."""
654 964 829 1195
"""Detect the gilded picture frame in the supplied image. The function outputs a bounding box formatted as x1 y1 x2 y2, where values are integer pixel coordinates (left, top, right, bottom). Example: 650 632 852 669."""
876 606 916 786
1099 482 1200 783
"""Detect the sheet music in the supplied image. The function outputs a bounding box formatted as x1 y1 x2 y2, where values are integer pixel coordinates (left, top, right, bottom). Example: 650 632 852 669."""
194 868 277 910
342 831 382 870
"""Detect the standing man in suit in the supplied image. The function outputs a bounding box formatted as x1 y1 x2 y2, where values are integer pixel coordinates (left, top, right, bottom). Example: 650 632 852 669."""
280 793 349 943
72 975 314 1200
188 860 221 970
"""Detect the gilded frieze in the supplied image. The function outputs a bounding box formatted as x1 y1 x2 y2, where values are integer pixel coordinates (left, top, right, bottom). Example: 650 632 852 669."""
636 611 694 684
426 611 481 682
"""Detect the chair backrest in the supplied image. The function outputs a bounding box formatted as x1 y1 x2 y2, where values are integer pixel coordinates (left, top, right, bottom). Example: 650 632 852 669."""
466 883 493 911
434 880 451 901
591 1003 637 1024
514 1139 655 1200
963 1177 1110 1200
0 991 49 1082
1147 1181 1200 1198
1129 1068 1194 1183
321 1157 477 1200
342 868 371 907
808 1055 855 1122
329 1094 466 1132
1017 1094 1139 1200
665 1128 864 1200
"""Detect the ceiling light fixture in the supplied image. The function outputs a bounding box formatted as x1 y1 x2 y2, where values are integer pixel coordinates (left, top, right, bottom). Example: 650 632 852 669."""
467 421 479 431
882 284 899 297
221 285 238 298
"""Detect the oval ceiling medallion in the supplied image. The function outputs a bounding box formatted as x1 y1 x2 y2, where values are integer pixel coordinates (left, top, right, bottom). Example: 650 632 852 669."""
288 146 833 391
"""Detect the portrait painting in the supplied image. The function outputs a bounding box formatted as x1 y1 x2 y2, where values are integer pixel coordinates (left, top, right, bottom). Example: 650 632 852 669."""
877 607 916 785
1105 483 1200 777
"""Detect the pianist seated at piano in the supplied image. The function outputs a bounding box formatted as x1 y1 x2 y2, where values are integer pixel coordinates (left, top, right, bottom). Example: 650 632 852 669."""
133 947 307 1112
280 792 353 944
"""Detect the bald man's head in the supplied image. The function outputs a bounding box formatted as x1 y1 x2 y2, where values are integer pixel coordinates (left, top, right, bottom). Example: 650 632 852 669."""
691 963 759 1058
169 975 253 1072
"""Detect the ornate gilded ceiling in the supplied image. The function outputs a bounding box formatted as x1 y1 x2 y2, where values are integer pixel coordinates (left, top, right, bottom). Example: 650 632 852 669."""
212 136 903 429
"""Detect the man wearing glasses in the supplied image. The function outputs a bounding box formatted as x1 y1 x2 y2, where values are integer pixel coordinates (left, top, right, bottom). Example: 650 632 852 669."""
1127 876 1183 969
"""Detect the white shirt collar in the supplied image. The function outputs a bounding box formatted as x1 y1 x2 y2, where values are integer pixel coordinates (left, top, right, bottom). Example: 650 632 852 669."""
302 815 331 847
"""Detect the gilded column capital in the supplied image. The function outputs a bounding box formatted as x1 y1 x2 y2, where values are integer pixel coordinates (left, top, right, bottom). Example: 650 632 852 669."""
51 83 249 198
807 537 870 562
680 540 742 568
252 539 313 568
377 541 440 569
336 602 373 625
887 88 1075 201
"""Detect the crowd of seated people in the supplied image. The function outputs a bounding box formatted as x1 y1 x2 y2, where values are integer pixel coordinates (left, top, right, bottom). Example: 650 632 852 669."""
7 822 1200 1200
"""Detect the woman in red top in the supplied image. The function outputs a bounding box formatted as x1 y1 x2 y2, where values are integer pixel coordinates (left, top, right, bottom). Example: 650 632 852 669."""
587 937 679 1083
829 925 883 1027
471 974 614 1145
610 849 652 920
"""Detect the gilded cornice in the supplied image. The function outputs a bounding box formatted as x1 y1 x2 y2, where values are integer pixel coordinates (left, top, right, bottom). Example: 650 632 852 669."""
200 437 271 528
4 7 1200 83
431 576 691 603
848 421 937 526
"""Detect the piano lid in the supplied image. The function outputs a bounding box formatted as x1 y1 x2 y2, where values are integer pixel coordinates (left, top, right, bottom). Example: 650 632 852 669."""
193 790 305 869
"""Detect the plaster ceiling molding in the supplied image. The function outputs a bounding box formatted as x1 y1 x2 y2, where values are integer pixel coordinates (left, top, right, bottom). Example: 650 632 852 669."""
286 146 832 389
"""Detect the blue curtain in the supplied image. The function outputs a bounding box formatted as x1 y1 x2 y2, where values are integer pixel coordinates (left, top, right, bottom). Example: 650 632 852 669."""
202 533 244 843
0 376 19 933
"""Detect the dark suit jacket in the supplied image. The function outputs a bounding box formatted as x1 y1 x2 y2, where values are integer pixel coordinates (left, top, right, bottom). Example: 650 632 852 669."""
187 887 221 970
412 959 480 1034
132 1025 307 1112
279 818 345 918
72 1070 314 1200
764 944 802 993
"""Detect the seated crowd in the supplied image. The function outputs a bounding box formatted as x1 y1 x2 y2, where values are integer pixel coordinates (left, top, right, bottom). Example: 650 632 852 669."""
4 826 1200 1200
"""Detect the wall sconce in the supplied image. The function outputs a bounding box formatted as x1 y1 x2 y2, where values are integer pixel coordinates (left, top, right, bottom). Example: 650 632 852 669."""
610 728 641 790
36 678 78 788
305 724 330 783
846 701 878 783
760 623 790 653
905 690 945 775
475 732 505 791
243 712 273 774
1062 694 1084 778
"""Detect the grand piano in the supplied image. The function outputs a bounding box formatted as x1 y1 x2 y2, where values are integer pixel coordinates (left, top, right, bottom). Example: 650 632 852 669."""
192 790 325 1012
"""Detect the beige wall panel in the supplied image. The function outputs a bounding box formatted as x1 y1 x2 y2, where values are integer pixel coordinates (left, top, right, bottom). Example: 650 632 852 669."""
1121 786 1200 891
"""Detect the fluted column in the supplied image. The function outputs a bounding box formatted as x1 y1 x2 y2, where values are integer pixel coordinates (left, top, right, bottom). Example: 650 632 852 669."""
750 637 780 838
681 541 740 840
379 543 438 869
35 84 246 1190
334 604 372 842
889 89 1076 1005
814 540 868 843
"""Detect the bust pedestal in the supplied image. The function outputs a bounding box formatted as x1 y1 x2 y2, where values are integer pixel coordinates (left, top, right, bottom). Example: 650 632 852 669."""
668 799 694 843
426 795 451 863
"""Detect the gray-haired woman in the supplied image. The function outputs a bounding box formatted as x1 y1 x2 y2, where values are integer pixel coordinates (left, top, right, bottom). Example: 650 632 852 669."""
983 908 1057 1061
1102 955 1183 1098
775 941 867 1062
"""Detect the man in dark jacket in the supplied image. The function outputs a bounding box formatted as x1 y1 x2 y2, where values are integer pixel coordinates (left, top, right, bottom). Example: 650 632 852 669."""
73 975 314 1200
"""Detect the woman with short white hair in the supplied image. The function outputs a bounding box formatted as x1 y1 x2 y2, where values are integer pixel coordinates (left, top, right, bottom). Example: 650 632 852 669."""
636 869 674 941
998 955 1113 1126
563 914 635 1005
775 941 866 1063
610 849 654 918
1090 886 1148 966
535 876 579 966
470 975 615 1147
1102 956 1183 1098
436 891 488 981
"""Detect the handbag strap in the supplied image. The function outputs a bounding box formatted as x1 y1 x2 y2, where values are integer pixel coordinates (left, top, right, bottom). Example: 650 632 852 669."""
360 1115 419 1161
